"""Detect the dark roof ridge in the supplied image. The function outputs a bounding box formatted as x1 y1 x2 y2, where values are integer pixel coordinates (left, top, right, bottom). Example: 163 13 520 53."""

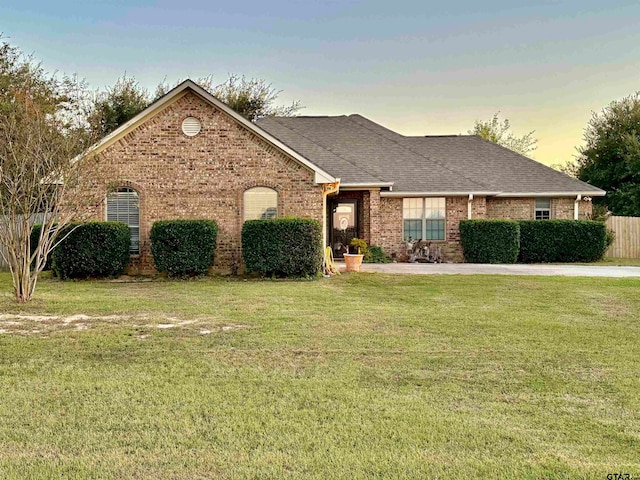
282 115 345 119
265 117 386 183
346 116 492 191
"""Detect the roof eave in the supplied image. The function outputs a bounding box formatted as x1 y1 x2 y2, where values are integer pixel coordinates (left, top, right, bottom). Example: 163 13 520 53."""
494 191 606 197
340 182 394 190
381 191 501 197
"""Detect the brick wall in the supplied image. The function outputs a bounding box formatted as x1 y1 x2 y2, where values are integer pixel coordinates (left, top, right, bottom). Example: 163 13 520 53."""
376 196 487 263
379 197 404 260
85 91 322 273
487 197 593 220
486 198 535 219
374 195 593 263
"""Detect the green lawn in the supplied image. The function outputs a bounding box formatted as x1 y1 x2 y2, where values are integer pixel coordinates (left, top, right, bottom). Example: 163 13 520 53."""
0 272 639 479
596 257 640 267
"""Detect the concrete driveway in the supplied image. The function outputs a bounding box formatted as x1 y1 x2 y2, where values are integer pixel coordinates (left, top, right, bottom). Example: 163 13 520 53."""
344 262 640 277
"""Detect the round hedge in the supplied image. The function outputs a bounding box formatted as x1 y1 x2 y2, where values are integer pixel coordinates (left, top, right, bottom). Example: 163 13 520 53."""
241 218 322 277
52 222 131 279
518 220 607 263
150 219 218 277
459 219 520 264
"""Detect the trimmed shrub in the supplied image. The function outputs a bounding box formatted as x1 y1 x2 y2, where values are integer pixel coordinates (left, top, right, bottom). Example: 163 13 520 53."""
364 245 392 263
150 220 218 277
459 220 520 264
30 224 56 271
518 220 607 263
349 238 368 256
52 222 131 279
242 218 323 277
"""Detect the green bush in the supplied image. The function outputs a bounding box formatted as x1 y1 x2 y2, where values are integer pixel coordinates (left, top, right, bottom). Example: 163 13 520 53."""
605 228 616 249
52 222 131 279
30 224 56 271
242 218 323 277
364 245 392 263
459 220 520 264
518 220 607 263
150 220 218 277
349 238 368 256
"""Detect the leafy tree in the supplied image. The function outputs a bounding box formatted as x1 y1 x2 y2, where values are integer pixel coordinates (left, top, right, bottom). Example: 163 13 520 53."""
155 74 302 121
212 74 301 121
574 92 640 216
469 112 537 156
87 74 150 138
0 39 101 302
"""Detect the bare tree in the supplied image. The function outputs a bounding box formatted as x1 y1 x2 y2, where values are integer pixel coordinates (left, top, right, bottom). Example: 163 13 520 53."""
0 39 100 302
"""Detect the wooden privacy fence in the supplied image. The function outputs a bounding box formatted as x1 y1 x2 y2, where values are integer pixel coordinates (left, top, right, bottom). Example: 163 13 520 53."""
606 216 640 259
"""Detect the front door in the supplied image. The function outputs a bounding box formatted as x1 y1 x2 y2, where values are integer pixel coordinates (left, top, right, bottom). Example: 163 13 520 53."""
329 199 358 258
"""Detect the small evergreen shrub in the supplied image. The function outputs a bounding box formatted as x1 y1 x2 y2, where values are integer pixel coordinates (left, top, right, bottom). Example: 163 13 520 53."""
459 220 520 264
52 222 131 279
349 238 368 256
242 218 323 277
518 220 607 263
150 220 218 277
364 245 392 263
30 224 56 271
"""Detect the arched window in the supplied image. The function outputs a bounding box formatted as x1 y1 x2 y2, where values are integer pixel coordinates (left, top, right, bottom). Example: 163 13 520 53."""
107 187 140 255
244 187 277 222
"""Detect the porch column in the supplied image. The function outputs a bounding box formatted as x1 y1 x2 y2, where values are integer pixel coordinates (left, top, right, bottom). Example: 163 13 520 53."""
368 188 381 246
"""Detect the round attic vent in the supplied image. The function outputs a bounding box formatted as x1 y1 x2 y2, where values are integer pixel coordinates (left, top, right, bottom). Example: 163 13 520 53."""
182 117 201 136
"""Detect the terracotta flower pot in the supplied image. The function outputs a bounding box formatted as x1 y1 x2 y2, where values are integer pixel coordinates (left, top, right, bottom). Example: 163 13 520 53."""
343 253 364 272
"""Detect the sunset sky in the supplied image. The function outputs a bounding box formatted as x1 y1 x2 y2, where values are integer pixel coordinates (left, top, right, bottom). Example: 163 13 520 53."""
4 0 640 166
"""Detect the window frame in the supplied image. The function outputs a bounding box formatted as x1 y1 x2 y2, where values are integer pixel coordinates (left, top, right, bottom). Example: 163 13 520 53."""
243 186 278 222
534 198 551 220
403 197 446 241
106 187 140 256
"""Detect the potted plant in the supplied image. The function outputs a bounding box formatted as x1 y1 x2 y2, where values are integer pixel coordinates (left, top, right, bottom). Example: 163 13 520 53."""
344 238 367 272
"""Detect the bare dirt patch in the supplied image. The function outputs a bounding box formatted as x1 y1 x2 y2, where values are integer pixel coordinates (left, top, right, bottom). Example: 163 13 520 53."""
0 313 251 337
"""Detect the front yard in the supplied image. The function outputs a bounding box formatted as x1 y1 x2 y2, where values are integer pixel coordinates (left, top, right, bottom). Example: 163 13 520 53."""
0 272 638 479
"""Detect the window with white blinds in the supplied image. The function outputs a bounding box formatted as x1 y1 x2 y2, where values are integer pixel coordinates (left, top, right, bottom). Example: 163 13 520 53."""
243 187 277 222
535 198 551 220
107 187 140 255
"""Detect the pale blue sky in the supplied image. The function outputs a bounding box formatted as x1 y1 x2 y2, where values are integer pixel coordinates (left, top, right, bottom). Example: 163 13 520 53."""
3 0 640 164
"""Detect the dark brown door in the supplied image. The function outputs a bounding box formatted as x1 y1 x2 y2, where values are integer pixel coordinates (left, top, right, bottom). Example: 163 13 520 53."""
329 199 358 258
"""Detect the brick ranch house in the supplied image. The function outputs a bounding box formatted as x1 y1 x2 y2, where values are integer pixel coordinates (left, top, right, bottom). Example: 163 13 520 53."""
81 80 606 273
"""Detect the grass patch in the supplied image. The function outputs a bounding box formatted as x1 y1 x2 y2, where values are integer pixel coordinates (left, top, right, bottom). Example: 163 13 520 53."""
0 272 639 478
595 257 640 267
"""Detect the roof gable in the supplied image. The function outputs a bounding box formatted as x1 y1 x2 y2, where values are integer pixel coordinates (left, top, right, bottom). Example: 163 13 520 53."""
82 80 337 184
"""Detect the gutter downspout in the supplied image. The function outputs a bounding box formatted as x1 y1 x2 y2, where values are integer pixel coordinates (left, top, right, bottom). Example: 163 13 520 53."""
574 194 581 220
468 194 474 220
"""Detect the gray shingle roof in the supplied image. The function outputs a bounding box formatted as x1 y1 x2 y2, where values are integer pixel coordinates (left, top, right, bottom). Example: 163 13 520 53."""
402 135 603 194
256 114 605 195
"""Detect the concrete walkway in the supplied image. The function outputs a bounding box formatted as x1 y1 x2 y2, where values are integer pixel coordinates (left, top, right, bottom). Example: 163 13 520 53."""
341 262 640 277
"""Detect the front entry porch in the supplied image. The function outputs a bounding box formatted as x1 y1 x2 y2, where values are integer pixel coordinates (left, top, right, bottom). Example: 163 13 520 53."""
325 189 381 259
